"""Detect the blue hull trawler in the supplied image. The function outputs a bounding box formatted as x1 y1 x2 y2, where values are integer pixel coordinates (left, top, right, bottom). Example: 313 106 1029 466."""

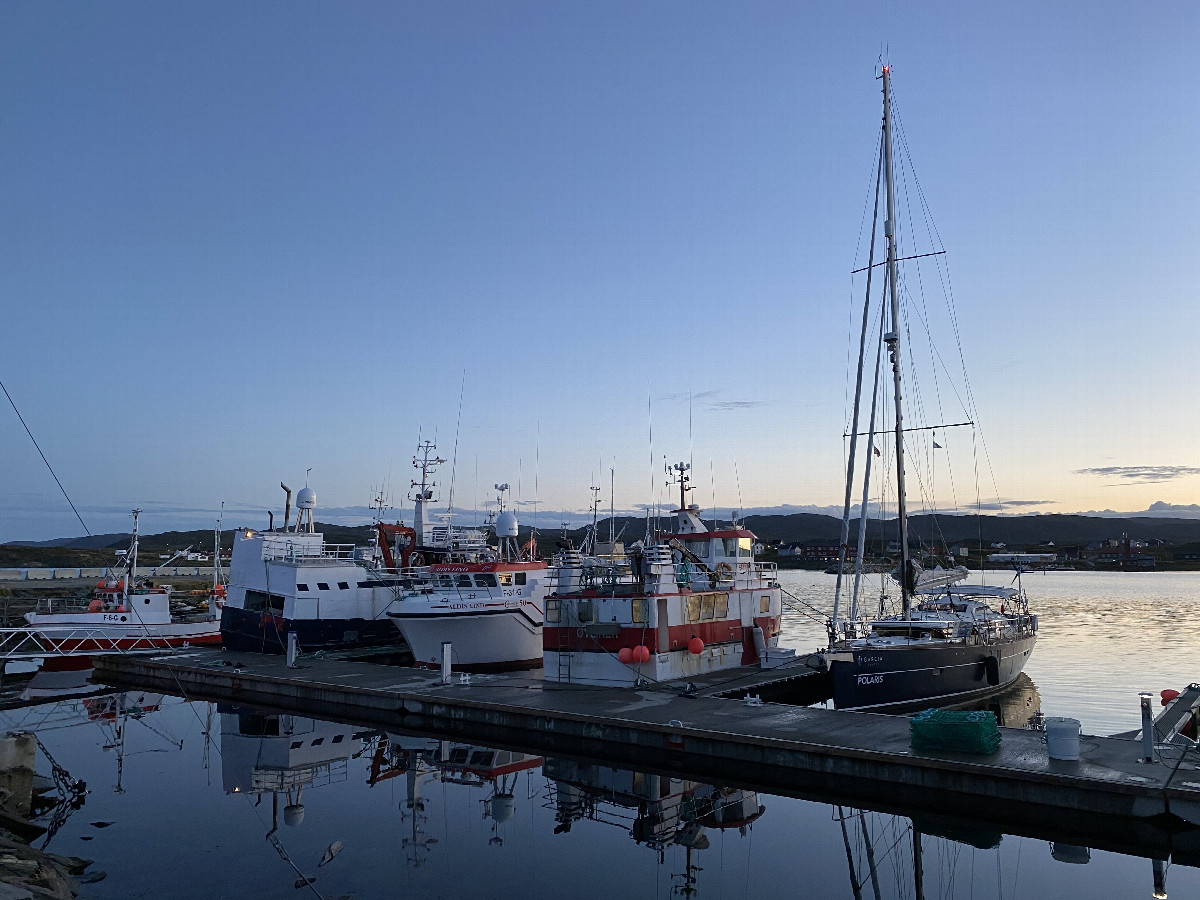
220 485 405 654
820 67 1037 710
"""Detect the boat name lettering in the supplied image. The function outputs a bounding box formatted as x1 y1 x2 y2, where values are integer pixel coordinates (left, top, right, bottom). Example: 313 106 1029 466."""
858 655 884 664
856 675 885 686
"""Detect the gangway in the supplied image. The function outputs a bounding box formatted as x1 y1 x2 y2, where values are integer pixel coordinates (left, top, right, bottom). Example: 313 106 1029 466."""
0 626 203 662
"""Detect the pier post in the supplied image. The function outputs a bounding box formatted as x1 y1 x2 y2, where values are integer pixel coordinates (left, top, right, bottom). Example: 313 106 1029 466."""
1152 857 1167 898
441 642 452 685
286 632 299 668
1140 692 1155 762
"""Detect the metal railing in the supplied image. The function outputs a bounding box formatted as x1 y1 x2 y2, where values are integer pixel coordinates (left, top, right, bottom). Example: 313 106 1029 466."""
261 541 359 562
0 625 209 660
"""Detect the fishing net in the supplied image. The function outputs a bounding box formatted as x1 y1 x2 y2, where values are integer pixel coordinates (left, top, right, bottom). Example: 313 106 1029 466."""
909 709 1002 755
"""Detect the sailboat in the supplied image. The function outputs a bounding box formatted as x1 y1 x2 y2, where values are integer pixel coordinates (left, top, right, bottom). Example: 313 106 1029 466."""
821 67 1038 711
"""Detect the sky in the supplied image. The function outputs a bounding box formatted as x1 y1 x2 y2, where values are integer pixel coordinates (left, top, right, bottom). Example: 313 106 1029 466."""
1 1 1198 541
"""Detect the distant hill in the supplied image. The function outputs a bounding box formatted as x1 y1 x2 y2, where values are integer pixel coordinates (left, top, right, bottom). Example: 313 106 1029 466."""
563 512 1200 549
5 523 375 556
10 513 1200 561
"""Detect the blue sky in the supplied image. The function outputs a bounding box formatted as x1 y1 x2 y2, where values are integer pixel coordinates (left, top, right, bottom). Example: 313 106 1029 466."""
1 2 1197 541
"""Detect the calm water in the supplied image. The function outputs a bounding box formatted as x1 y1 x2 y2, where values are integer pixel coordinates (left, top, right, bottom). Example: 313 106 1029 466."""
2 571 1196 899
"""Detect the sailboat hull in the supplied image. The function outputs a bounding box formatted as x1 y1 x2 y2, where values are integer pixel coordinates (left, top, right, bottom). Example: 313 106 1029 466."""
827 633 1037 711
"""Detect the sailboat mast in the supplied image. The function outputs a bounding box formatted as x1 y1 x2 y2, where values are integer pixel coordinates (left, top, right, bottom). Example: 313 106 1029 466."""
831 136 885 642
880 65 913 615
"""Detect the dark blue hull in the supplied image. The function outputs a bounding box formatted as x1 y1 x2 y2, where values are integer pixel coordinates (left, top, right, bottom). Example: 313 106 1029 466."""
220 606 406 654
828 633 1037 711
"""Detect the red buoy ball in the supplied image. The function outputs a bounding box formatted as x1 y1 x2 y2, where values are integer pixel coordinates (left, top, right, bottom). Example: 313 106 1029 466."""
634 645 651 663
617 647 633 664
687 637 704 655
1162 688 1181 703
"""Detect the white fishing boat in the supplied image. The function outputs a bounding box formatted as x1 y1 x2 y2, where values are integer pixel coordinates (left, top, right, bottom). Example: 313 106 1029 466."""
386 484 550 671
821 66 1037 710
543 462 791 687
23 509 221 653
220 484 405 654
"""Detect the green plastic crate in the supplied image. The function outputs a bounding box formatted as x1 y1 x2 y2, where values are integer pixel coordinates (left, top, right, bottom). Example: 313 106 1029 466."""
910 709 1002 755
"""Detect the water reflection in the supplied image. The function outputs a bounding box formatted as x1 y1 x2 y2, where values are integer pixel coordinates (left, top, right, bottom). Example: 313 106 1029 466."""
546 758 764 895
0 670 1194 898
384 734 541 861
220 710 377 828
949 672 1043 728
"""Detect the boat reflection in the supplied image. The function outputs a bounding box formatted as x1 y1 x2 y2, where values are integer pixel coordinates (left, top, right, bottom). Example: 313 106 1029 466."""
837 805 1174 900
545 757 765 895
384 733 542 864
947 672 1042 728
219 709 378 831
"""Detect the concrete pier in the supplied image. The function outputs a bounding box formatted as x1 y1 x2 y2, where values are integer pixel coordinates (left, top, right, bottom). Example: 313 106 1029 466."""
92 649 1200 865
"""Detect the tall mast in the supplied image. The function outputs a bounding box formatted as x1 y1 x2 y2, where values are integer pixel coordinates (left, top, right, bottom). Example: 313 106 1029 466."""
881 65 913 616
831 134 885 642
127 508 141 604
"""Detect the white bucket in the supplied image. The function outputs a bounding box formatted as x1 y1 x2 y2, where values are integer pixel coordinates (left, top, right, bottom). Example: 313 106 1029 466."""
1045 716 1082 760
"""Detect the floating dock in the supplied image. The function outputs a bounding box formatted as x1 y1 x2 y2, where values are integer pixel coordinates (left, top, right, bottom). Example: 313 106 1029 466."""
92 649 1200 865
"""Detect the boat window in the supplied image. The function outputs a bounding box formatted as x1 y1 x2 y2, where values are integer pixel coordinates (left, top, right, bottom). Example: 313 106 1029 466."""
546 599 560 623
470 750 495 766
515 572 527 585
311 738 324 746
760 595 771 614
498 573 514 586
686 540 710 559
332 734 344 744
317 582 330 591
436 574 454 588
290 741 303 749
338 582 349 590
245 589 285 613
577 599 594 623
238 714 280 736
474 574 498 588
455 574 473 588
738 538 752 558
296 583 309 592
448 747 469 765
685 595 701 623
700 593 716 620
631 598 648 624
715 593 729 618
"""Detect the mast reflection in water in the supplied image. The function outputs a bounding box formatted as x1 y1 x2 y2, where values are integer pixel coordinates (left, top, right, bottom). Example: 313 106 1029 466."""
0 662 1195 898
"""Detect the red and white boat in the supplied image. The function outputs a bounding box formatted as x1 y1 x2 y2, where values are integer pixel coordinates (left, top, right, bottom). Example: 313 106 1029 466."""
543 462 793 686
23 509 222 654
386 485 550 671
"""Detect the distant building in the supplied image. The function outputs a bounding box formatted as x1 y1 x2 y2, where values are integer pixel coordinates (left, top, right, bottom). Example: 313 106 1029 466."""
988 552 1057 566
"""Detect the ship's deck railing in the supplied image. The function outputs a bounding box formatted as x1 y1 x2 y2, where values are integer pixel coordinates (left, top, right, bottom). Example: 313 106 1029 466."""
549 557 779 595
834 612 1037 645
30 597 95 616
261 542 359 562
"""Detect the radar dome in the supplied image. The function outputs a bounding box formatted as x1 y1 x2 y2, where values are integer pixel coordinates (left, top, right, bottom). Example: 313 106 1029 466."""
283 803 305 826
296 487 316 509
486 795 516 823
495 510 519 538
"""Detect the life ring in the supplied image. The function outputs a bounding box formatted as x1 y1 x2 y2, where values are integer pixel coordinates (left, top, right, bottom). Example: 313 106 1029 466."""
410 553 425 567
714 562 734 582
